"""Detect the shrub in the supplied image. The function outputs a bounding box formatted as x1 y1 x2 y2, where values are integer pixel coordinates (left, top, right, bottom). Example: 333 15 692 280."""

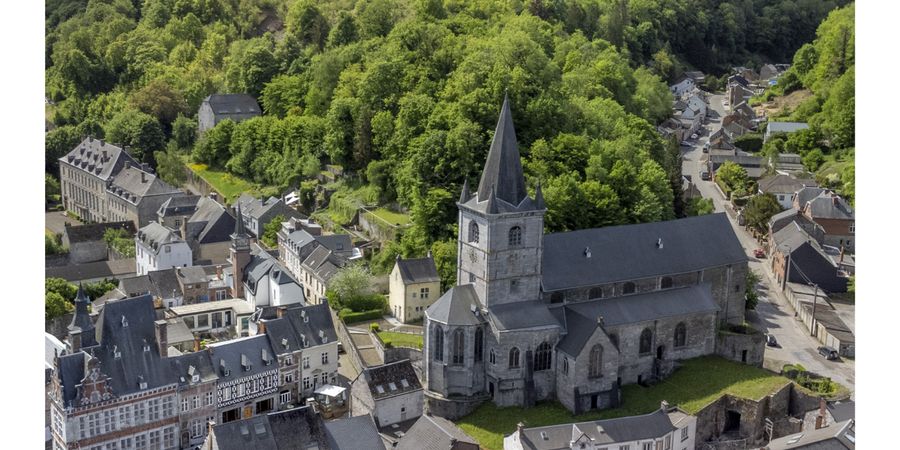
370 323 380 332
339 309 384 324
345 293 387 312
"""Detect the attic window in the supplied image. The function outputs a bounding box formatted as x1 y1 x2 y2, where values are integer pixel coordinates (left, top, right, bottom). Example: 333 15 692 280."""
319 330 328 343
336 243 343 250
657 238 664 249
138 376 147 390
281 338 289 349
242 354 251 371
262 349 272 365
375 385 385 394
121 316 128 327
400 379 409 388
143 339 150 352
540 432 549 441
388 382 397 391
584 247 591 258
113 345 121 359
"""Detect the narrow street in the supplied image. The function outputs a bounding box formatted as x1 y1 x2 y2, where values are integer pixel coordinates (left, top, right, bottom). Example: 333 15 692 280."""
682 94 855 397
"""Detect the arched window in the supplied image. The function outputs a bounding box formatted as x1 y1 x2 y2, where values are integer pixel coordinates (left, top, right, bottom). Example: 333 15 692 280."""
589 345 603 378
432 324 443 362
661 276 673 289
639 328 653 355
674 322 687 348
623 282 636 294
534 342 552 371
562 357 569 375
489 348 496 365
589 287 603 300
474 328 484 362
468 221 479 243
508 226 522 247
550 292 564 303
508 347 520 369
608 333 619 349
452 329 465 365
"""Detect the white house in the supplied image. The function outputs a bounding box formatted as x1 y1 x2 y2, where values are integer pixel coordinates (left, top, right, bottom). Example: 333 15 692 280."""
350 359 424 428
243 249 306 310
504 404 696 450
135 222 192 275
669 77 695 99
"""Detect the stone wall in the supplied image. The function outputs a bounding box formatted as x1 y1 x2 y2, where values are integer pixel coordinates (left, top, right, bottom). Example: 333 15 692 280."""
424 390 489 420
46 312 74 340
715 328 766 366
69 241 109 264
335 319 364 375
694 381 794 447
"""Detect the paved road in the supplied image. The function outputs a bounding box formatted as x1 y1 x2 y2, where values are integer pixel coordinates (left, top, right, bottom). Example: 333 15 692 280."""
45 210 82 235
682 94 855 397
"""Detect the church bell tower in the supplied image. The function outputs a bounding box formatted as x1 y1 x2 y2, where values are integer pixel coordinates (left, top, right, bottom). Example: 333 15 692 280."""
456 94 546 308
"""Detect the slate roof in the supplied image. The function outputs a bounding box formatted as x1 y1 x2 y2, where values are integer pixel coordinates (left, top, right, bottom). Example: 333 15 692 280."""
324 414 385 450
148 268 182 299
168 350 217 386
426 284 485 326
209 405 332 450
177 266 209 285
91 295 176 397
45 258 137 282
772 223 834 263
56 352 88 408
766 419 854 450
489 300 562 331
204 94 261 117
186 196 236 244
210 413 277 449
805 193 853 220
517 409 677 450
395 257 440 284
60 137 137 181
108 166 182 205
795 187 827 209
207 334 278 382
828 401 855 423
120 274 153 297
46 333 65 373
301 245 345 283
358 359 422 400
556 307 601 357
566 284 718 330
64 221 135 244
136 222 183 254
397 414 478 450
315 234 352 254
758 174 817 195
767 122 810 135
542 214 746 291
157 195 200 218
258 303 337 355
477 94 528 206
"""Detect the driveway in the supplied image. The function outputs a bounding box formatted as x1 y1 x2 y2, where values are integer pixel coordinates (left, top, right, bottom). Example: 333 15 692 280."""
682 93 855 397
45 211 81 235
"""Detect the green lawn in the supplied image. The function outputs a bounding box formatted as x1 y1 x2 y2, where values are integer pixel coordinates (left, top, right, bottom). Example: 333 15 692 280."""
185 162 263 203
457 356 791 450
369 208 411 227
376 331 423 349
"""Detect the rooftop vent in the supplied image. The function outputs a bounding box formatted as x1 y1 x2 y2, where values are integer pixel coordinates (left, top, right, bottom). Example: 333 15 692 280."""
113 345 121 359
281 338 289 349
584 247 591 258
121 316 128 327
138 375 147 390
540 432 549 441
143 339 150 352
262 349 271 365
241 354 251 371
657 238 664 249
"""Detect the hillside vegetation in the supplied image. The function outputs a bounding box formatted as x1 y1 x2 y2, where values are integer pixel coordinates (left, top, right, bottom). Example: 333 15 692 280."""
45 0 850 271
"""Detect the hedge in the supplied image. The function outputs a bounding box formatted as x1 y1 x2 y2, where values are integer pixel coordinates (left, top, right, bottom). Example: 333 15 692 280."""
340 309 384 324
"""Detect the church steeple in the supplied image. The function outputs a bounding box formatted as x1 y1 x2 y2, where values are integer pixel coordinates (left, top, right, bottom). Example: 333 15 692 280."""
68 282 97 351
459 177 471 204
477 93 527 206
230 203 251 298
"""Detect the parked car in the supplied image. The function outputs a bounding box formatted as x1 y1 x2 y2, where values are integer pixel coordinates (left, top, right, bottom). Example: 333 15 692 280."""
700 170 711 181
766 334 778 347
818 346 839 360
337 341 345 354
753 248 765 258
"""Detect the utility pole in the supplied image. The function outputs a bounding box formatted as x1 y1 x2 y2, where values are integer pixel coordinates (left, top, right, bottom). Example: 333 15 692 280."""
810 283 819 337
781 246 791 291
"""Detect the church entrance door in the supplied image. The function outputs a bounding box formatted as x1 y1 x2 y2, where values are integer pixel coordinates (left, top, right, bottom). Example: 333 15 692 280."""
656 345 665 360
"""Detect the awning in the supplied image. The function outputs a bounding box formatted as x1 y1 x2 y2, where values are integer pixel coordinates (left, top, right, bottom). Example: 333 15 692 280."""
314 384 346 398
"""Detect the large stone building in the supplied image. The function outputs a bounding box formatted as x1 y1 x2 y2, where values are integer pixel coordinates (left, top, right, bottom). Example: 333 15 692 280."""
198 94 261 134
389 255 441 323
423 98 756 418
58 137 137 223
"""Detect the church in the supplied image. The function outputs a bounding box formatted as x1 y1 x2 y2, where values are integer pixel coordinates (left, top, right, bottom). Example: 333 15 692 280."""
423 97 762 418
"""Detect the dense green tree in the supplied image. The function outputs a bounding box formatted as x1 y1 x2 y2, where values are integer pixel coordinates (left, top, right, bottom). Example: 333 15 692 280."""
46 291 73 320
260 74 306 117
84 279 117 300
802 148 826 172
46 277 77 302
45 125 82 174
744 193 783 234
328 11 359 48
287 1 330 51
129 78 190 130
193 119 234 167
154 145 187 187
171 115 197 149
328 264 373 307
716 161 751 195
261 214 285 248
430 238 457 291
104 109 166 163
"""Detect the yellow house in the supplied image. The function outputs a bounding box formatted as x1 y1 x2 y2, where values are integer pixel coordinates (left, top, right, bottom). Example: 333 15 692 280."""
389 255 441 323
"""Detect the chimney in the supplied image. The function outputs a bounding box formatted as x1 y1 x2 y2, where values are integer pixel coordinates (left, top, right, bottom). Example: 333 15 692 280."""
258 320 267 335
276 307 287 318
194 336 202 352
102 150 107 161
141 171 147 183
839 246 845 263
100 139 105 146
660 400 670 411
155 320 168 358
125 161 131 170
516 422 525 434
832 197 838 206
70 330 83 353
216 265 223 280
210 192 218 202
89 136 94 143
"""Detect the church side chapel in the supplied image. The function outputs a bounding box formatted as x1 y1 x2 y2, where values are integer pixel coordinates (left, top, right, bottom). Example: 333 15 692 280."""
423 96 762 418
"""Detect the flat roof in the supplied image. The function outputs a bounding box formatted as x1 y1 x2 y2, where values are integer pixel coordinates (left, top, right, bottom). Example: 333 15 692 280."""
170 298 254 316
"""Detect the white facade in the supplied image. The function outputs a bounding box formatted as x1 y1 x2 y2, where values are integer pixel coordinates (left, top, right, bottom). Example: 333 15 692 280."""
670 78 695 98
299 341 339 397
135 238 192 276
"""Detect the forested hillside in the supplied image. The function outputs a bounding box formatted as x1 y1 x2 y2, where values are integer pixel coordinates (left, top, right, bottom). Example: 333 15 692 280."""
755 3 854 203
45 0 850 270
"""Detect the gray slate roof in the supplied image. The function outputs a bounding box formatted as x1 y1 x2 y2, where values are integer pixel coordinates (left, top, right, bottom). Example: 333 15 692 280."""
207 334 278 382
358 359 422 400
489 300 562 331
828 400 855 423
44 258 136 283
168 350 217 386
426 284 485 326
301 245 345 283
766 419 854 450
323 414 385 450
258 303 337 356
395 257 439 284
108 166 182 205
60 137 137 181
136 222 183 252
64 221 135 244
758 174 817 194
767 121 810 135
542 214 746 291
209 413 278 449
477 94 528 206
204 94 261 117
397 414 478 450
157 195 200 218
567 284 718 328
806 193 853 220
186 196 236 244
517 409 677 450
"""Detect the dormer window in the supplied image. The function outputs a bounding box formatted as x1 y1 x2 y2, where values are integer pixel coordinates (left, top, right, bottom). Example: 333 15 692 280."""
281 338 289 350
138 376 147 390
113 345 121 359
241 354 251 371
262 349 271 365
143 339 150 352
121 316 128 327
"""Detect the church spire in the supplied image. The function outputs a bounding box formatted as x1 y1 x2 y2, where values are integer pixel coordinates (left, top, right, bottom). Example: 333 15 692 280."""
486 184 499 214
232 203 248 239
459 177 471 204
477 93 527 206
534 180 546 210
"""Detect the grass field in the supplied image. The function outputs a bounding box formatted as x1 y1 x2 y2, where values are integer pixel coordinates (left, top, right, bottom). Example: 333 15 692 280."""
185 162 261 202
368 208 411 227
457 356 791 450
376 331 423 349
